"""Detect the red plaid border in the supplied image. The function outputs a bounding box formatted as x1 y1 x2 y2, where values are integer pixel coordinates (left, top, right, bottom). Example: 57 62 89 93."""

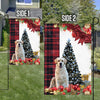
44 24 59 89
9 19 19 60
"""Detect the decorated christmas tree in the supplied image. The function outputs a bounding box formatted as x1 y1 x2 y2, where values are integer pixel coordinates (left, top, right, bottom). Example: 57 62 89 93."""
21 30 34 58
62 40 82 85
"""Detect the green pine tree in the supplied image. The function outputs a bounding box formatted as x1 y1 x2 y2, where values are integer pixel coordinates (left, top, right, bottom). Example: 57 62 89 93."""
42 0 96 28
78 0 96 27
62 40 82 85
41 0 71 26
21 30 34 58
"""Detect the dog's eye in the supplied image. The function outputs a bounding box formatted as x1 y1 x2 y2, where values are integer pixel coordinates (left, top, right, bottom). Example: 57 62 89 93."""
58 60 60 62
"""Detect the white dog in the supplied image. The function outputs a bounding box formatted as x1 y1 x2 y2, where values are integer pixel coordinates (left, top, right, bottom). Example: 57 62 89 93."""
49 57 69 88
12 40 25 61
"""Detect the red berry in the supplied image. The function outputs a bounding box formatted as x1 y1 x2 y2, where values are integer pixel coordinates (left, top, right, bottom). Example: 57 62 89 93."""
71 84 74 89
20 63 23 65
51 87 57 91
14 60 18 62
67 88 71 92
89 89 92 94
77 92 80 95
59 86 64 92
63 29 66 32
62 24 65 27
87 85 91 90
27 58 30 62
73 85 77 90
37 58 40 61
83 88 88 93
62 92 66 95
30 63 33 65
30 60 33 62
34 59 40 64
53 87 58 91
24 60 27 63
34 19 40 26
77 87 81 91
18 59 22 62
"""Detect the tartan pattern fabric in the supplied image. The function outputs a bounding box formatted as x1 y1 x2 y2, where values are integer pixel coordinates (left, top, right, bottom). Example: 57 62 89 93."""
9 19 19 60
44 24 59 89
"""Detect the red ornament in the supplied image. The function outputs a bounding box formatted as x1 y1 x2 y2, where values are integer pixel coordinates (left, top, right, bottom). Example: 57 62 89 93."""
30 60 33 62
83 88 88 93
27 58 32 62
83 24 91 34
77 92 80 95
62 24 66 27
14 60 18 62
18 59 22 63
52 87 58 91
23 60 27 63
29 63 32 65
65 87 71 92
62 92 66 95
89 89 92 94
34 58 40 65
87 29 91 34
87 85 91 91
20 63 23 65
73 85 78 90
77 87 81 91
63 29 66 32
34 19 40 26
58 86 64 92
83 87 91 95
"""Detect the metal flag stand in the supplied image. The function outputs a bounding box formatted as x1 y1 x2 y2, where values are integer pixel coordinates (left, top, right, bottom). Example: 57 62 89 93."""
92 17 99 100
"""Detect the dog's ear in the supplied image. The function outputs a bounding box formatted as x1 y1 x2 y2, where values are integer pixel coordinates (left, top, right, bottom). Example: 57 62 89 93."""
15 40 17 45
64 58 67 64
21 41 23 44
54 58 58 64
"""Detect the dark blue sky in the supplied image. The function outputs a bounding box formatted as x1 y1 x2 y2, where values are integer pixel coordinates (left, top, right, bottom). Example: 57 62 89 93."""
94 0 100 10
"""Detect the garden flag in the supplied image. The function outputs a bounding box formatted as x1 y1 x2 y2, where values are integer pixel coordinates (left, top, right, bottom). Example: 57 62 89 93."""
9 19 40 65
44 24 92 95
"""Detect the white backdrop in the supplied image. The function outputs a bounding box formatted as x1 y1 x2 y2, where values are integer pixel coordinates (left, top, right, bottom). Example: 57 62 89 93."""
19 22 40 53
60 28 91 81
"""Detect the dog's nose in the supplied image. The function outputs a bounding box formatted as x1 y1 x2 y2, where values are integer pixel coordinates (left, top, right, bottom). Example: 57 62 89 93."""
60 63 62 66
60 63 62 68
18 44 20 47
